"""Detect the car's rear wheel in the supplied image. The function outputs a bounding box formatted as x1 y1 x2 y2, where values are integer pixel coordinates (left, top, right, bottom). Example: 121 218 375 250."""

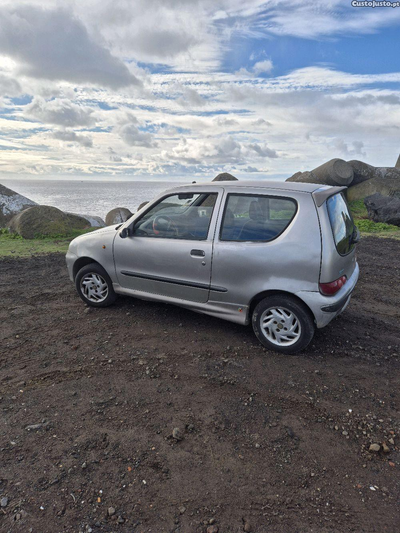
75 263 117 307
252 295 314 354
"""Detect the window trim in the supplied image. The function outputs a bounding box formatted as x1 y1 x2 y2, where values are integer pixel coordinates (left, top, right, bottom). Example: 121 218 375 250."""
326 192 355 257
129 191 219 242
218 192 298 243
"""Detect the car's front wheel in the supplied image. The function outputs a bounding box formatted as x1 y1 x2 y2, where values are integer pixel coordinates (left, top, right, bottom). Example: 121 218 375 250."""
75 263 117 307
252 295 315 354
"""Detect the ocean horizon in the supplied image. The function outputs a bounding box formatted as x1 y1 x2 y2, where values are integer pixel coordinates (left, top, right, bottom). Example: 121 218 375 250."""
1 176 282 220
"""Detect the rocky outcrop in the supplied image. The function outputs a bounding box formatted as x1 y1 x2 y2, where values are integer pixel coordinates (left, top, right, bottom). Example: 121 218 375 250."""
347 160 377 185
364 193 400 226
395 154 400 169
0 183 37 227
212 172 238 181
287 159 353 186
137 201 149 212
67 213 105 227
105 207 133 226
8 205 89 239
346 176 400 202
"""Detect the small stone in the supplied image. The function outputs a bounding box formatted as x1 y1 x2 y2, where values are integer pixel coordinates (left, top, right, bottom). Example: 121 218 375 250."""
369 443 380 453
1 497 8 508
84 308 91 314
382 443 390 453
209 518 216 524
14 513 21 521
342 431 348 436
172 427 183 441
81 462 87 469
388 438 395 445
107 507 116 516
179 505 186 514
25 423 44 431
117 516 124 524
207 526 219 533
243 520 252 532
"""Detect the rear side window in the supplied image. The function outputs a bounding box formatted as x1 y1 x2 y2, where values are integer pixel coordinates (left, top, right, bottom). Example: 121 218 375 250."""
326 193 355 255
220 194 297 242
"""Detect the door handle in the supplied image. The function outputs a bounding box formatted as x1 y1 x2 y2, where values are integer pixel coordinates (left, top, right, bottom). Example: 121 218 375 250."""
190 249 205 257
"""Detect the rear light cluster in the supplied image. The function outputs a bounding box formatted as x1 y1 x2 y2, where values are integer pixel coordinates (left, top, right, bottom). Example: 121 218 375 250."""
319 275 347 296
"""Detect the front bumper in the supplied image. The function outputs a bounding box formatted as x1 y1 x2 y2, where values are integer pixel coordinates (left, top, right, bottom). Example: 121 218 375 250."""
66 251 78 282
297 262 359 328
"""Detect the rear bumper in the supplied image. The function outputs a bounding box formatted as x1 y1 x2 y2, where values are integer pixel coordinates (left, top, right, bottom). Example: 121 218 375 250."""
296 262 359 328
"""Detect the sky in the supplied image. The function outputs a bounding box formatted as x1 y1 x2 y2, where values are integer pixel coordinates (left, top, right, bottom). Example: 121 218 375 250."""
0 0 400 181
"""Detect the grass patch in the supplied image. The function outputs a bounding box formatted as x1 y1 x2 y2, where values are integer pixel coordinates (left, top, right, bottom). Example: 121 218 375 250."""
349 200 400 239
0 228 95 258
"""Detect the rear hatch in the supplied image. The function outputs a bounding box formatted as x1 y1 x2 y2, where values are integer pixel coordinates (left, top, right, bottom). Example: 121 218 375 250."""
315 189 358 286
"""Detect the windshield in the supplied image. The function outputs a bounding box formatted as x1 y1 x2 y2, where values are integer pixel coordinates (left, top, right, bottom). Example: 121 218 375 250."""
327 193 355 255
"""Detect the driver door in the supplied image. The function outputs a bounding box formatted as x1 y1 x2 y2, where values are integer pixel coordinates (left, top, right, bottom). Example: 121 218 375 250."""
113 191 220 303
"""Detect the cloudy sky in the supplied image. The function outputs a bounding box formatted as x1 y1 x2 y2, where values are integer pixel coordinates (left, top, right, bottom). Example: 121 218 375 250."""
1 0 400 181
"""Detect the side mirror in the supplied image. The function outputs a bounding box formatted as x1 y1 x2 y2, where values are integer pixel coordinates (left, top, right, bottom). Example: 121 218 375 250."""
119 227 131 239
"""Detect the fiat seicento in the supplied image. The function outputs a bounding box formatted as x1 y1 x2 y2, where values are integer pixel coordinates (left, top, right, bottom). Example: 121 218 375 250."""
66 181 360 354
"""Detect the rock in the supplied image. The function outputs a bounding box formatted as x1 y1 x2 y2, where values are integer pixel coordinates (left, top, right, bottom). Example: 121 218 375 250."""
117 516 124 524
347 160 377 185
364 193 400 226
243 519 252 532
107 507 116 516
347 175 400 202
388 437 395 445
396 154 400 169
1 497 8 507
137 201 149 211
0 183 37 228
67 213 106 227
311 158 354 186
212 172 238 181
382 442 390 453
179 505 186 514
7 205 89 239
81 462 87 469
369 443 381 452
172 427 183 441
207 526 219 533
25 423 45 431
286 170 317 183
105 207 132 226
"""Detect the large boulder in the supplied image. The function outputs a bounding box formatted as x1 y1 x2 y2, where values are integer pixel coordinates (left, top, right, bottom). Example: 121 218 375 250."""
212 172 238 182
0 183 37 227
105 207 132 226
67 213 105 227
137 201 149 212
364 193 400 226
287 158 353 186
8 205 89 239
347 160 377 185
346 175 400 202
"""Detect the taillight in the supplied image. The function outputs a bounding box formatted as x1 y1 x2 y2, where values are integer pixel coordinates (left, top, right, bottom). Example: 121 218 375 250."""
319 275 347 296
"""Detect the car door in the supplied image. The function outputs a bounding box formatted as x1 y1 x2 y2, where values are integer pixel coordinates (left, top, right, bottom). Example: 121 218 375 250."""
113 190 221 303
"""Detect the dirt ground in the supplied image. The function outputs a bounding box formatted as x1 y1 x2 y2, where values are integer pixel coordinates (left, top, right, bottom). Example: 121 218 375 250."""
0 237 399 533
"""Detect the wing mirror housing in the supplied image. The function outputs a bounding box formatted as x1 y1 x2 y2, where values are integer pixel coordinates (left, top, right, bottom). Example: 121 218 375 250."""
119 227 131 239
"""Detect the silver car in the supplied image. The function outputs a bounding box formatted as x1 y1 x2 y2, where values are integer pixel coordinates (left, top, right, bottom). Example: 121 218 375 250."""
66 181 360 354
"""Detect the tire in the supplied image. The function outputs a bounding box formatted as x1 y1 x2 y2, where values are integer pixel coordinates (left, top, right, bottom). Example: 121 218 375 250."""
252 295 315 354
75 262 117 308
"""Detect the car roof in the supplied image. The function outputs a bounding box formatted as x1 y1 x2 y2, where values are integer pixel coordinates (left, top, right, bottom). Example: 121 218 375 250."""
172 180 326 194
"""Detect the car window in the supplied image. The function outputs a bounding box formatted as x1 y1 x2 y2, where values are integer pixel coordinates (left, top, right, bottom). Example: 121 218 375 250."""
326 192 355 255
134 192 217 240
220 194 297 242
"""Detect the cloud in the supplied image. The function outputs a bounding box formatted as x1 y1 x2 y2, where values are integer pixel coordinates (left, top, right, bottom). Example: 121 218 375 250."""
0 74 22 97
177 87 206 107
25 97 96 127
331 138 366 158
118 123 157 148
52 130 93 148
253 59 273 74
0 5 140 89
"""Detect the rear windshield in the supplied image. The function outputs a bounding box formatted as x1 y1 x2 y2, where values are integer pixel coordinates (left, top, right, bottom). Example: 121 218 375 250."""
326 193 355 255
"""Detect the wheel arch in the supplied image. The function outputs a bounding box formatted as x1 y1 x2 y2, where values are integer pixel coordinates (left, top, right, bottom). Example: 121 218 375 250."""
73 257 102 280
248 290 316 323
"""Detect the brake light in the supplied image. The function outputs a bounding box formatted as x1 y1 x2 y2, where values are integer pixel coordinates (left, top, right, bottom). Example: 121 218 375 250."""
319 275 347 296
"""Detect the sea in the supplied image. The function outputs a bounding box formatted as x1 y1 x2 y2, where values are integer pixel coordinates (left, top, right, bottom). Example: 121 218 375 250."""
2 179 191 220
